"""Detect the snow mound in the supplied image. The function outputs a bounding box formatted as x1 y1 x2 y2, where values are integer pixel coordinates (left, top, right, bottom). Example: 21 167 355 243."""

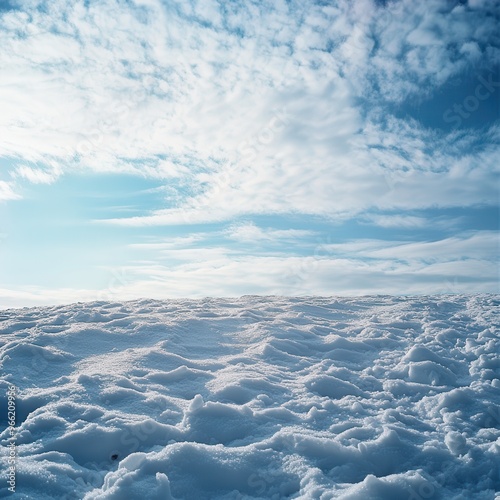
0 295 499 499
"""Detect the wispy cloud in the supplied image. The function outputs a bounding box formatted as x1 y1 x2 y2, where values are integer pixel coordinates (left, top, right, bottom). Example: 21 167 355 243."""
14 164 61 184
324 231 498 262
361 214 427 228
0 180 20 200
225 222 316 243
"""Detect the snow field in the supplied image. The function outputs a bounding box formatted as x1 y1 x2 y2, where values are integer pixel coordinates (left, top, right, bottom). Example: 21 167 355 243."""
0 295 499 499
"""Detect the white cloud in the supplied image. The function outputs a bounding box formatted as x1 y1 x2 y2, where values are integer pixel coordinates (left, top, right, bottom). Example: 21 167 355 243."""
129 235 207 251
225 222 316 243
361 214 426 228
0 180 20 201
359 0 499 100
15 164 61 184
362 213 468 230
323 231 499 263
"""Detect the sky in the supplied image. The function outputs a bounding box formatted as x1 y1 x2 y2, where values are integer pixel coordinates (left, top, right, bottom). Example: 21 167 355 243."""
0 0 498 308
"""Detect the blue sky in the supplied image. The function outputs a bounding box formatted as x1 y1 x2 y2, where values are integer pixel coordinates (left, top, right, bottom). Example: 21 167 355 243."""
0 0 498 307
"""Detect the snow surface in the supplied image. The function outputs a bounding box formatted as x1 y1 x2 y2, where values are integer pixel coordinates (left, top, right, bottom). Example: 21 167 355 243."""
1 295 499 499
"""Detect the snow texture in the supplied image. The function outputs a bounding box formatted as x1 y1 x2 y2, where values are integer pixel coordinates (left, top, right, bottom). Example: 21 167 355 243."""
0 295 499 499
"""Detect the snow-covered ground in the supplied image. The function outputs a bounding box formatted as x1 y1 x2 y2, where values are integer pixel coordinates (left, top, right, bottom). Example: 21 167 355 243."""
1 295 499 499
